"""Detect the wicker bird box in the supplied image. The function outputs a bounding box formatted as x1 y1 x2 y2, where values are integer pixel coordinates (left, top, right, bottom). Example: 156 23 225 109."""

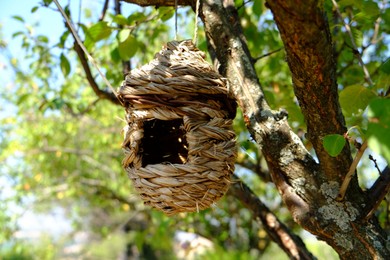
118 40 237 215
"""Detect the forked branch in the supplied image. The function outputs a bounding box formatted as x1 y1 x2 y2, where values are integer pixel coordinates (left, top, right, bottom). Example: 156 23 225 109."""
53 0 122 105
364 166 390 221
230 175 316 260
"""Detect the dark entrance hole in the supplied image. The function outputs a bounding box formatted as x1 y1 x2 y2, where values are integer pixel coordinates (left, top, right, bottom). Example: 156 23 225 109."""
141 119 188 167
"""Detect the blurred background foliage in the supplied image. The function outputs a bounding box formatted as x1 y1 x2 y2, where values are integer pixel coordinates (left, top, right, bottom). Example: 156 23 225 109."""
0 0 388 259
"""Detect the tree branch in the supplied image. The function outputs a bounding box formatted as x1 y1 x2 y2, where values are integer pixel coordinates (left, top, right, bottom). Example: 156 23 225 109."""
364 166 390 221
80 177 136 206
73 42 121 105
54 0 122 106
265 0 356 185
252 47 283 63
331 0 373 86
199 0 322 230
230 175 316 260
99 0 110 21
235 160 272 183
118 0 390 257
121 0 190 6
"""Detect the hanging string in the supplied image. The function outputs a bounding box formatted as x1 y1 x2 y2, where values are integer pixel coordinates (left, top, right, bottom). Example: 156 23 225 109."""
53 0 122 104
193 0 200 45
174 0 178 40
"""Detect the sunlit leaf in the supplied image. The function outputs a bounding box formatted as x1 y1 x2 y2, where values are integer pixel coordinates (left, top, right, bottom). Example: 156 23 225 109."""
127 12 147 25
113 14 128 26
88 21 112 42
118 29 131 42
158 7 174 21
339 85 377 115
118 34 138 60
323 134 347 157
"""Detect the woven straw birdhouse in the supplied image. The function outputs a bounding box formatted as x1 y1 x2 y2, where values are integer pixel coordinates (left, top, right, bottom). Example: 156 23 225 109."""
118 40 237 215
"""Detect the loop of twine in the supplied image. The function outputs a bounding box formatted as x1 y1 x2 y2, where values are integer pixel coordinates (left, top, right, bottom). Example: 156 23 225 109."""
193 0 200 45
174 0 200 45
174 0 178 40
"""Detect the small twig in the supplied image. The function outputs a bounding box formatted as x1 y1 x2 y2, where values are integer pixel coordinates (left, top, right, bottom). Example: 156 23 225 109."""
364 166 390 221
99 0 110 21
331 0 373 86
53 0 122 105
252 47 283 63
65 98 100 117
73 41 121 105
337 140 368 201
369 154 382 175
237 0 253 10
77 0 83 33
235 160 272 183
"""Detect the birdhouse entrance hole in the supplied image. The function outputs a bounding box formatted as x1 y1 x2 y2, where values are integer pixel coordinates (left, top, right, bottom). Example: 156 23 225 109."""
141 119 188 167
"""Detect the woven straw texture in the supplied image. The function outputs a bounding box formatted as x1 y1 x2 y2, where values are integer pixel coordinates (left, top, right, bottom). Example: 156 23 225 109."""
118 40 237 215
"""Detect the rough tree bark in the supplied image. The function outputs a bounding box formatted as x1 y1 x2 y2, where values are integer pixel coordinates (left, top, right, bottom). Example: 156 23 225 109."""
108 0 389 258
196 1 389 258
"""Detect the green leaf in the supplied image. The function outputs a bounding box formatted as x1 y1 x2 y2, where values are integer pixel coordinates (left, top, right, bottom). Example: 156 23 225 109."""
339 0 363 10
118 35 138 60
362 1 380 17
60 53 71 77
31 6 39 13
113 14 128 26
88 22 112 42
253 0 264 16
37 35 49 44
12 31 24 38
79 23 94 50
339 85 377 115
351 28 363 47
43 0 53 6
110 48 121 63
58 30 70 48
323 134 347 157
158 7 174 21
12 16 25 23
127 12 147 25
367 99 390 163
118 29 131 42
380 59 390 74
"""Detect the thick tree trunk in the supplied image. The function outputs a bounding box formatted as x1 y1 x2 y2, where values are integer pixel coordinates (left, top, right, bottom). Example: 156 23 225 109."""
198 0 390 258
122 0 390 258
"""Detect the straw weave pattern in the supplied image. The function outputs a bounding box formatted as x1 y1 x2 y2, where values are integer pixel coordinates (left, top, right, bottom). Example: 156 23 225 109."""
119 40 237 215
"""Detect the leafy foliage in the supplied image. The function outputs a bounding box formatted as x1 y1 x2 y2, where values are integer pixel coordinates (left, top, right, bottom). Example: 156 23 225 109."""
0 0 389 258
367 98 390 163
